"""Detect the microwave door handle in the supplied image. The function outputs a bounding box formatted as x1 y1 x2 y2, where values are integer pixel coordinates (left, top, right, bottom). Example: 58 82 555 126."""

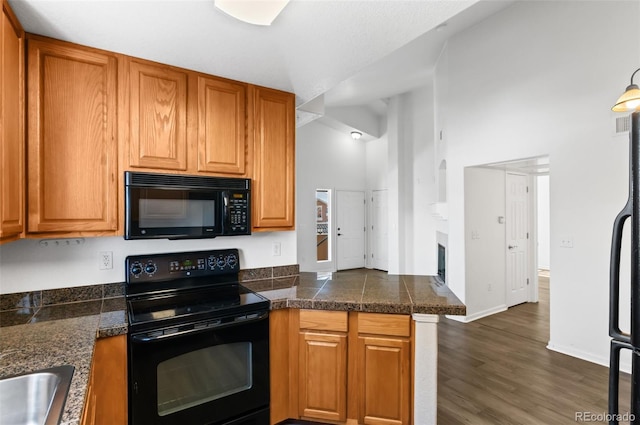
168 234 217 240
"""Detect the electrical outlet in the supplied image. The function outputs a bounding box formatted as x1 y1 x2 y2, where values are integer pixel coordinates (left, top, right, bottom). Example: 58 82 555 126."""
99 251 113 270
272 242 281 256
560 236 574 248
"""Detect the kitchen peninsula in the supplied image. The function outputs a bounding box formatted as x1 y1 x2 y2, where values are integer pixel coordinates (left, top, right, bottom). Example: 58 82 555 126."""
0 268 464 425
244 269 465 425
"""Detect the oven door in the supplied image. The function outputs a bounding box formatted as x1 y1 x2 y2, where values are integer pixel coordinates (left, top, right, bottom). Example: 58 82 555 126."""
128 312 269 425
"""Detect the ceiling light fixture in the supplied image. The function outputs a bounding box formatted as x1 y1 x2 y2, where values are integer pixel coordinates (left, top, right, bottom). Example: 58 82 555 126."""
214 0 290 26
351 131 362 140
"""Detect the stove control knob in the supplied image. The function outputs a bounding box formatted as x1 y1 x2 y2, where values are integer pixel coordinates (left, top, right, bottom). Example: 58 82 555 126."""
130 262 143 276
207 256 215 269
216 256 226 269
226 254 238 268
144 263 157 275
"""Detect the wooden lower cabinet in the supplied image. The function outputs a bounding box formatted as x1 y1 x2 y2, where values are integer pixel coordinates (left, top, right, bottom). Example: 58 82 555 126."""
358 336 411 425
357 313 411 425
299 331 348 422
81 335 127 425
270 309 412 425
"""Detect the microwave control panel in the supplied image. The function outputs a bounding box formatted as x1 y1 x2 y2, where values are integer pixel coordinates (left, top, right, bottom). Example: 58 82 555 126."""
226 191 250 234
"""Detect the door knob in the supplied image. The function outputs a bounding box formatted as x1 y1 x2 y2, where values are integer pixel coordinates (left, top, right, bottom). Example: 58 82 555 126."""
338 233 342 236
508 245 517 249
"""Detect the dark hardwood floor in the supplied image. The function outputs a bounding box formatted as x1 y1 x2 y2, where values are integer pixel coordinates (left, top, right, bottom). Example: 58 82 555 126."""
437 274 632 424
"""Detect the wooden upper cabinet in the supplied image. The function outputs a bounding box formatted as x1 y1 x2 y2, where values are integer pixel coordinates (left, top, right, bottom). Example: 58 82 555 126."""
0 0 24 243
251 86 295 231
27 36 118 234
196 75 247 175
127 58 188 171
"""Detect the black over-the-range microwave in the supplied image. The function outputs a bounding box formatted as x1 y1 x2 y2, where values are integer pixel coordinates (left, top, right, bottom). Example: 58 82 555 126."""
124 171 251 240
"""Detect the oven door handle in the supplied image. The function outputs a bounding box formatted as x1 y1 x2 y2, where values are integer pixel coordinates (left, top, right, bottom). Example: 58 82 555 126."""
130 311 269 343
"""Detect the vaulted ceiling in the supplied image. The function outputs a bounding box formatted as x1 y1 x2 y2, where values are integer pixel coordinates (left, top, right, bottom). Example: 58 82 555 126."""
9 0 513 111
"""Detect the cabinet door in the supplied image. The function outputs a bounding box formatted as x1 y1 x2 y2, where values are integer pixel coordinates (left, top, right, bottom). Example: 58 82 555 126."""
128 59 188 171
196 76 247 175
84 335 127 425
358 336 411 425
27 37 118 234
251 86 295 230
299 331 347 422
0 0 24 242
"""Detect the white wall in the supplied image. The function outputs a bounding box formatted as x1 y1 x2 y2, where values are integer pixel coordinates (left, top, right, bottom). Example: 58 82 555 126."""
537 175 550 270
439 0 640 367
366 135 388 193
365 134 388 269
384 86 439 275
296 120 367 272
0 232 296 294
464 167 507 319
399 86 438 275
298 84 439 275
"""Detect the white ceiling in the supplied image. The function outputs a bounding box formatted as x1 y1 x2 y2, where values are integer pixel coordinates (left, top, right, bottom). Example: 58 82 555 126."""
323 0 514 109
8 0 513 112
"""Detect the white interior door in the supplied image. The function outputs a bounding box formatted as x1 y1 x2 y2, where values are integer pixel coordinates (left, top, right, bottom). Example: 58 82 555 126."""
371 190 388 271
336 191 365 270
506 173 530 307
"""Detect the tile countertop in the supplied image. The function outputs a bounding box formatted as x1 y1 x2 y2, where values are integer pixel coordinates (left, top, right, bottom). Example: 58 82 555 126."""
0 269 463 425
0 297 127 425
244 269 466 315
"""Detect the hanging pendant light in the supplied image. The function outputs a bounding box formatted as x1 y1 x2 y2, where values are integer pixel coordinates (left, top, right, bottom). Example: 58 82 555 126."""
612 68 640 112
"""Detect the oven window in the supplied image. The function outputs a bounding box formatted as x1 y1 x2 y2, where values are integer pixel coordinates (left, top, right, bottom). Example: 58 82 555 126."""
138 189 216 229
156 342 252 416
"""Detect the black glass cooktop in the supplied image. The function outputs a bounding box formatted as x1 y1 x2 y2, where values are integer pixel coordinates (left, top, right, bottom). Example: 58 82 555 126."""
127 284 269 332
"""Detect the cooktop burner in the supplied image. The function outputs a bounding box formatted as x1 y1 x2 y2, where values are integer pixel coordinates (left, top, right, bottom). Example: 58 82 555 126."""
125 249 270 332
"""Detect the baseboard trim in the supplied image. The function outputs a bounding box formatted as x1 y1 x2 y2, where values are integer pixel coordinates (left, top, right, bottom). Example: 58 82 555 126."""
445 305 508 323
546 341 631 374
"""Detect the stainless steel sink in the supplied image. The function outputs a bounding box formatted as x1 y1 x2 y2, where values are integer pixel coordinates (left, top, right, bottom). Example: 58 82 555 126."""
0 365 74 425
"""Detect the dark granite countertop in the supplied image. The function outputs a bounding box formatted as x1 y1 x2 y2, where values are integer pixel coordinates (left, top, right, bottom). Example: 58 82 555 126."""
0 269 463 425
245 269 466 315
0 296 127 425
